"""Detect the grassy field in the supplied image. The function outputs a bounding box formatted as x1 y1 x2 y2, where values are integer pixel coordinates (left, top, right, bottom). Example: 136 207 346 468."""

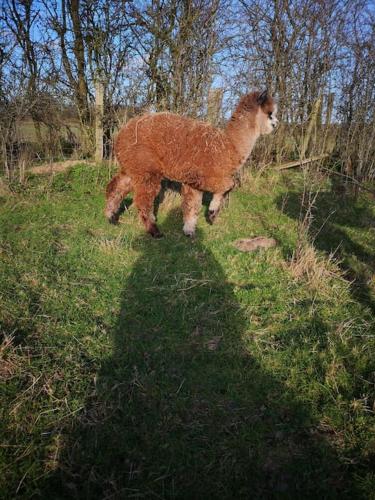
18 120 81 144
1 164 374 499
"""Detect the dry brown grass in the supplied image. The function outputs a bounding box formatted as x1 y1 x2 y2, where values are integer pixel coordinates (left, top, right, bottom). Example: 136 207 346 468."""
285 240 346 295
0 178 11 196
30 159 95 175
156 189 181 211
0 335 20 381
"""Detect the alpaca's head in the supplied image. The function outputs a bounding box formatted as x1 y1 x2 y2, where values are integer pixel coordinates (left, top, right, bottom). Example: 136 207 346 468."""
236 91 278 135
256 91 278 134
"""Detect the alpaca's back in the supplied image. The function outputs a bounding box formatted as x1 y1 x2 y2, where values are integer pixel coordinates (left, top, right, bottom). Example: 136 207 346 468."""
115 113 239 188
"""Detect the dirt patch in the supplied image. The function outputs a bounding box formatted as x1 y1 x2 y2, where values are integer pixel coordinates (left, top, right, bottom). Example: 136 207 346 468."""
29 159 95 175
233 236 277 252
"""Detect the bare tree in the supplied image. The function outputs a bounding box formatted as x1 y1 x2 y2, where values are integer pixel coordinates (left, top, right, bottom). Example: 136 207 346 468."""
42 0 92 154
337 1 375 182
128 0 221 115
83 0 133 157
2 0 46 146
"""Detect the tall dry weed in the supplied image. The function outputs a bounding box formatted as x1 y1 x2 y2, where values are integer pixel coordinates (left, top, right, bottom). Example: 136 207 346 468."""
285 167 346 294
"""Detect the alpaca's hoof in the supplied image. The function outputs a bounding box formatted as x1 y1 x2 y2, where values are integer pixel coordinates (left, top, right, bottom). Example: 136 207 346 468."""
108 213 119 225
151 232 164 239
183 222 196 238
183 230 196 238
208 210 218 224
148 224 163 238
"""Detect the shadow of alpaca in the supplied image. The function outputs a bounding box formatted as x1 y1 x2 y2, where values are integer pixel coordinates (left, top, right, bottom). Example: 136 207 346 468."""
276 190 375 315
40 209 348 499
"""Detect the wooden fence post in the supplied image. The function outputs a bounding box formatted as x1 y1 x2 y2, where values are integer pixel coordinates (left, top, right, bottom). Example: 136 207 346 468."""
301 96 322 159
95 80 104 163
207 88 223 126
324 93 336 154
325 93 334 127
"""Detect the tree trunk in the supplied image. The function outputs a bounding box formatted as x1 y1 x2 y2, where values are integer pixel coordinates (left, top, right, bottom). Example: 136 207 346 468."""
207 88 223 126
95 81 104 163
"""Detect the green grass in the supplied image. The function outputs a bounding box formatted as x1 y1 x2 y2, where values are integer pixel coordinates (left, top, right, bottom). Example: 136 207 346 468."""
1 164 374 499
19 120 81 144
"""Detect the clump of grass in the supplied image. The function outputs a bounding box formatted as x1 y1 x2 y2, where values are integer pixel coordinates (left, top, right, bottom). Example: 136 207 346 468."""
279 167 349 296
0 335 19 381
286 238 346 294
96 235 127 254
156 188 181 211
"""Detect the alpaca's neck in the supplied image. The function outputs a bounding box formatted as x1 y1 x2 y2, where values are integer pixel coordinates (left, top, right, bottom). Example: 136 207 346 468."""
225 112 260 167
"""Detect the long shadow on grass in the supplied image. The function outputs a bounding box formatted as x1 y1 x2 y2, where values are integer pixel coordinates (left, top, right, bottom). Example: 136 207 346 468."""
277 190 375 314
42 209 347 499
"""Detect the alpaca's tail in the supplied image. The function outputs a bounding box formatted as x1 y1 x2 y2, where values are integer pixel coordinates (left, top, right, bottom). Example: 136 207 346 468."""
105 173 133 224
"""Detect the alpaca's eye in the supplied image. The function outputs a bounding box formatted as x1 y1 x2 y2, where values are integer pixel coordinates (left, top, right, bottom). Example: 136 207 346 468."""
268 112 273 119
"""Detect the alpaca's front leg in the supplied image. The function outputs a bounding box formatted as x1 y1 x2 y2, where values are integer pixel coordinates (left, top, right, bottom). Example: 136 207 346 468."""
181 185 203 237
133 174 163 238
105 174 133 224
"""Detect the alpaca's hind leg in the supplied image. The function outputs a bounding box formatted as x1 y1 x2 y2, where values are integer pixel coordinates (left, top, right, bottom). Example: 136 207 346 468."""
133 174 163 238
208 193 225 224
207 177 235 224
181 185 203 237
105 173 133 224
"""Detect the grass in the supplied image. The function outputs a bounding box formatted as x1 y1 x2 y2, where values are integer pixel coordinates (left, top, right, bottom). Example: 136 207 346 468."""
18 120 81 144
0 164 374 499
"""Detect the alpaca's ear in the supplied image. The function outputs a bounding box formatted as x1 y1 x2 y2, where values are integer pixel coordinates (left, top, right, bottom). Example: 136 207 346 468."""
257 90 268 106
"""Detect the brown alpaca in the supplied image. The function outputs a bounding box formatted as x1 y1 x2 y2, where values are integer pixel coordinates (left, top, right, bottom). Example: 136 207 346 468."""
105 90 278 237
